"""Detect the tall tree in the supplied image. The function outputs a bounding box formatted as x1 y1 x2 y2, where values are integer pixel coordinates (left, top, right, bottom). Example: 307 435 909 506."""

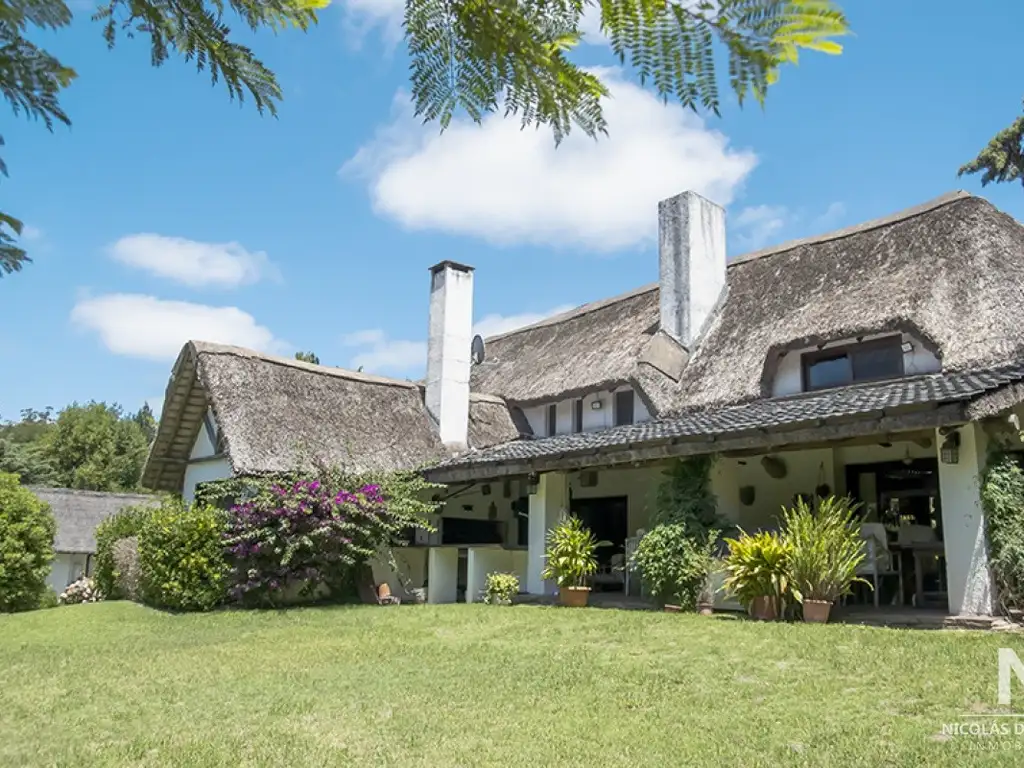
959 99 1024 190
294 351 320 365
45 402 150 491
133 403 158 444
3 1 848 277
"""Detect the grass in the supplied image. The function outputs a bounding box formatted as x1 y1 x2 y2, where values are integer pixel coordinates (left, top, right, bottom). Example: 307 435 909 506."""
1 603 1022 767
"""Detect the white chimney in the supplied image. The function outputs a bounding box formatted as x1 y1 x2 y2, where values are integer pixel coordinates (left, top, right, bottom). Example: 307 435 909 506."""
657 191 727 348
425 260 474 450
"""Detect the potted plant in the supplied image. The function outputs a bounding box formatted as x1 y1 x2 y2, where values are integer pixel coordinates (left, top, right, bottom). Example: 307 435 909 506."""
697 557 724 616
722 530 790 620
783 495 868 623
540 515 604 607
630 525 720 612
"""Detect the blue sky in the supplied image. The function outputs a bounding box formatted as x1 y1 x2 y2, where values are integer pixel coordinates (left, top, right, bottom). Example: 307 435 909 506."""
2 1 1022 421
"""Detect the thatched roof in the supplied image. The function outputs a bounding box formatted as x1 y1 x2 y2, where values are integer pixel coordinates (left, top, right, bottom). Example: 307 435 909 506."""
470 287 660 405
469 192 1024 415
142 342 523 493
29 488 160 554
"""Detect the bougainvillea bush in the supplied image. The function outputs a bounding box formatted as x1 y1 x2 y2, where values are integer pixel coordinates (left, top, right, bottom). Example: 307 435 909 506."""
224 474 436 607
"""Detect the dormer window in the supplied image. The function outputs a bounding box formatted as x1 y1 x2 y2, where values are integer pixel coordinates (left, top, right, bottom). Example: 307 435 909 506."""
614 390 635 426
801 336 904 392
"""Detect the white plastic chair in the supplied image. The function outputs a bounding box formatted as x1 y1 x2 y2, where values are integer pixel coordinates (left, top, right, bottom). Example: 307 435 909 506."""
857 523 901 608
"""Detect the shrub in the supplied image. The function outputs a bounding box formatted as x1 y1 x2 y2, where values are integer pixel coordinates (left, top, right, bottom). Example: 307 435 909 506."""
94 504 154 599
483 572 519 605
224 472 439 607
722 529 791 614
540 515 603 588
111 536 142 601
630 524 718 610
782 495 867 605
0 472 56 612
653 456 725 538
981 452 1024 612
58 576 101 605
138 499 228 612
38 587 59 610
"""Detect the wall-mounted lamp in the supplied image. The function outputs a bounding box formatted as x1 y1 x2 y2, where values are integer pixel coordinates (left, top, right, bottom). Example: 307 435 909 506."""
527 472 540 494
940 432 961 465
901 341 914 353
590 400 603 410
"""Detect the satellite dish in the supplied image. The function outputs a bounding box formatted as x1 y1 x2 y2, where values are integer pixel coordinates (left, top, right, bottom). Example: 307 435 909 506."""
470 334 486 365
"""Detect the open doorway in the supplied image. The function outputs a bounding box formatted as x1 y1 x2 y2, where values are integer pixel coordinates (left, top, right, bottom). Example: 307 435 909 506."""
571 496 628 592
845 458 946 608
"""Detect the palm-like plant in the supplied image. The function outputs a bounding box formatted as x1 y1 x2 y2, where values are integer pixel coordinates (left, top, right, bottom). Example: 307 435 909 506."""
540 515 604 588
783 495 868 605
722 529 790 614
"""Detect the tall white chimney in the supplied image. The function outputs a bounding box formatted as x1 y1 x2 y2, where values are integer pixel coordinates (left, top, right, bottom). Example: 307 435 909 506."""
657 191 727 348
425 260 474 450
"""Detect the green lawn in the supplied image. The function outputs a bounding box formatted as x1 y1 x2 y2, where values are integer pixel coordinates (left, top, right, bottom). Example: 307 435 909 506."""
1 603 1022 767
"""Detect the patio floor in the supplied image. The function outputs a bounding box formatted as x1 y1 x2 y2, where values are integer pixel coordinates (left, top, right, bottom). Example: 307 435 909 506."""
513 592 1017 630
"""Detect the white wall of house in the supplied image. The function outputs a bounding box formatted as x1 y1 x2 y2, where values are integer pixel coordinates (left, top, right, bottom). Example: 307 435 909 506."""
520 386 650 437
47 552 90 592
936 423 995 616
771 332 941 398
182 408 232 503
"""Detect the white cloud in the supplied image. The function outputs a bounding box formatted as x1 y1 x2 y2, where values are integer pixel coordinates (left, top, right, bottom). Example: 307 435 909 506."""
71 294 287 361
342 305 574 375
21 225 43 241
812 201 847 231
732 205 789 252
342 68 757 252
108 234 278 288
340 0 405 46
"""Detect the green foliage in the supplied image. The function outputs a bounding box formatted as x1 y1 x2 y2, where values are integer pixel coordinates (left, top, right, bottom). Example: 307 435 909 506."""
133 403 157 444
653 456 723 535
631 523 718 610
782 495 867 604
722 529 790 613
138 499 229 612
540 515 604 587
0 472 56 612
483 572 520 605
0 438 58 485
294 351 320 365
406 0 848 143
94 504 155 599
37 586 59 609
980 452 1024 612
1 0 325 277
47 402 152 491
959 99 1024 189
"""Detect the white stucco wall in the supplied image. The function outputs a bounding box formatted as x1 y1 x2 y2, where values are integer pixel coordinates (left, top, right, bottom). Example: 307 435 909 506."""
520 386 650 437
771 332 941 398
182 409 231 503
47 553 90 592
936 423 994 615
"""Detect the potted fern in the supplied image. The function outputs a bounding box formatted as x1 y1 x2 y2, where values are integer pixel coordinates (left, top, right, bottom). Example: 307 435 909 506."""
722 530 790 620
783 495 868 623
541 515 605 607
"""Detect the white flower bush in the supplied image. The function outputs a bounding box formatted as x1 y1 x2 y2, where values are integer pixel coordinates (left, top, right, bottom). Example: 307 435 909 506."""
58 577 102 605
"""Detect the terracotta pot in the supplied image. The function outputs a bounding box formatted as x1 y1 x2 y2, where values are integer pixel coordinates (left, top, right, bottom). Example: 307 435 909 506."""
663 604 682 613
559 586 590 607
750 595 779 621
802 599 832 624
697 602 714 617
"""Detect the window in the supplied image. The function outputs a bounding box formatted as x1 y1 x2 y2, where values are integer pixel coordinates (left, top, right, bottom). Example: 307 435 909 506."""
573 399 584 433
546 404 558 437
801 337 904 392
614 390 635 426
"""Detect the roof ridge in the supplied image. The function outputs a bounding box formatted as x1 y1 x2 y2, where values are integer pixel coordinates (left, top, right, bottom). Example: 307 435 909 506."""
27 487 158 499
189 341 420 390
484 283 658 342
728 190 974 267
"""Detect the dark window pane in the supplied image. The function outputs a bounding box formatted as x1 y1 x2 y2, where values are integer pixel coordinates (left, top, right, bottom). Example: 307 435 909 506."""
547 404 557 436
805 354 851 390
852 342 903 381
614 390 634 426
573 399 583 433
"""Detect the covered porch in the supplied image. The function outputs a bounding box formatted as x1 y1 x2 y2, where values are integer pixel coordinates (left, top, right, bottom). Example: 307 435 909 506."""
422 417 996 618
